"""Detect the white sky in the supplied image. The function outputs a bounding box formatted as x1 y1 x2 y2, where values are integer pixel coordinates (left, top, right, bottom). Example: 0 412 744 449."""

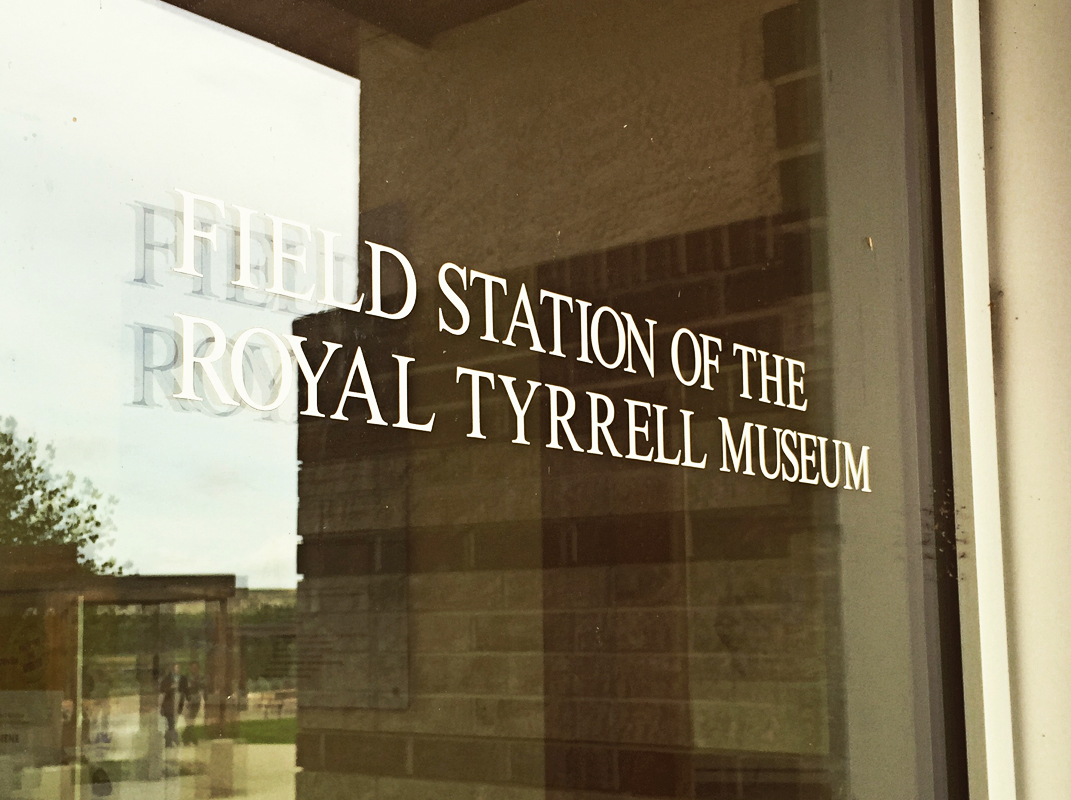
0 0 360 587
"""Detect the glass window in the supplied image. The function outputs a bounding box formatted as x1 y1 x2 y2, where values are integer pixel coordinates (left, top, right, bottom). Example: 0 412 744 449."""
0 0 964 798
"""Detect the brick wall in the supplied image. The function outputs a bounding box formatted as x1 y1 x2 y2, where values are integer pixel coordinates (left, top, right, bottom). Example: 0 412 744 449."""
295 0 836 798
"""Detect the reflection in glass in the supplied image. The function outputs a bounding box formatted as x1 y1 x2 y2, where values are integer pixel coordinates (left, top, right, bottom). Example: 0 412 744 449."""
0 0 959 798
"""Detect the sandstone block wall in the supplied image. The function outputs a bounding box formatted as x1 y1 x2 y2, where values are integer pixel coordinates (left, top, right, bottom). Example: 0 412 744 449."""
295 0 835 797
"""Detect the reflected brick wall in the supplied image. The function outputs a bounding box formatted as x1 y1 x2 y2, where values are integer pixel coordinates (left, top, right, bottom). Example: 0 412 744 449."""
295 0 835 798
293 211 835 797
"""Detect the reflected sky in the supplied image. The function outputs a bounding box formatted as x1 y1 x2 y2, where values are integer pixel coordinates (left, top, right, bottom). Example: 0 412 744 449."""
0 0 360 587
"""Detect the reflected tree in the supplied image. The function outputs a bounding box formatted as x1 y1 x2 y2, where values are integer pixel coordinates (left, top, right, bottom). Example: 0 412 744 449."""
0 417 121 573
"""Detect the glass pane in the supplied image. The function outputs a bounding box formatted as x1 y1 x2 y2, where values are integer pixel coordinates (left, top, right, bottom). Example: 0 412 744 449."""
0 0 960 799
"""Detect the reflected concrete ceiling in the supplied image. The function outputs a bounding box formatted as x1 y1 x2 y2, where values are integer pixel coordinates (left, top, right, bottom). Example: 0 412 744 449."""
326 0 530 45
166 0 530 74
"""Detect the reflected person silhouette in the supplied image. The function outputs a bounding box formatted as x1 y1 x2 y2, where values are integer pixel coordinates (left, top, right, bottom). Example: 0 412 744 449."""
159 662 183 748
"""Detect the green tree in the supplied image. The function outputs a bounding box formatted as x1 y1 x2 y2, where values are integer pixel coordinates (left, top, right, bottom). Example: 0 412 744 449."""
0 417 121 573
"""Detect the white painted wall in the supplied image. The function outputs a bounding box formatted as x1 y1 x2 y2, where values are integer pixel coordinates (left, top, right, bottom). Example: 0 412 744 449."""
981 1 1071 796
